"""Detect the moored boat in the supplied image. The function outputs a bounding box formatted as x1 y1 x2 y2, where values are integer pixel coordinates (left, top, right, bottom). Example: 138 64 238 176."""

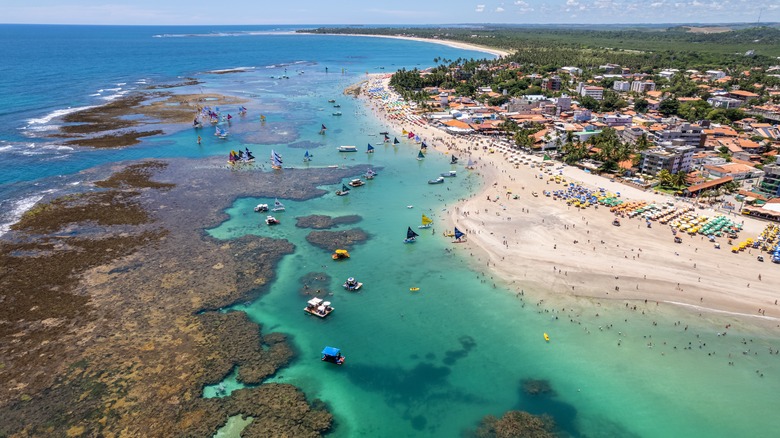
348 178 365 187
336 184 351 196
304 298 333 318
254 203 269 212
428 177 445 184
272 198 286 212
332 249 350 260
418 214 433 229
337 145 358 152
321 346 345 365
440 170 457 177
343 277 363 291
265 215 280 225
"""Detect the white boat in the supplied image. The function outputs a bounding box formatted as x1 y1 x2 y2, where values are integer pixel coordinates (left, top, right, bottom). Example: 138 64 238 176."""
272 198 285 212
348 178 365 187
254 203 269 212
440 170 457 177
428 177 445 184
304 298 333 318
343 277 363 291
338 145 358 152
335 184 351 196
365 168 377 180
265 215 280 225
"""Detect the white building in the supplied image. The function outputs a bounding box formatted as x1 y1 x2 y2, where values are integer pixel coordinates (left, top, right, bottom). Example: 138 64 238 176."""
613 81 631 92
577 82 604 101
561 66 583 76
659 69 679 79
630 80 656 94
639 143 695 176
705 70 727 80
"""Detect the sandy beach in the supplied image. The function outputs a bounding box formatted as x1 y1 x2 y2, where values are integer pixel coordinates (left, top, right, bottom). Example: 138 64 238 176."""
324 33 511 58
362 76 779 330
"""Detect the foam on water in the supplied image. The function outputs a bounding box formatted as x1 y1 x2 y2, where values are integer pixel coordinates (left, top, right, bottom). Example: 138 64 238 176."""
0 194 45 236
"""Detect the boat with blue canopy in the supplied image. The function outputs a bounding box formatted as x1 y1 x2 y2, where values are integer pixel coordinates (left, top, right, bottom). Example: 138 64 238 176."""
321 346 345 365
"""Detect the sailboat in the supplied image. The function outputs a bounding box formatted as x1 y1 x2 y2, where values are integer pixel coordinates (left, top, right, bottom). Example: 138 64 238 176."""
383 134 390 143
335 184 350 196
417 150 425 160
215 126 228 139
393 137 400 145
319 124 327 135
420 141 427 149
364 168 377 180
453 227 466 243
272 198 285 212
271 150 283 170
303 150 312 162
451 155 458 164
418 214 433 229
403 226 420 243
366 143 375 153
466 158 476 169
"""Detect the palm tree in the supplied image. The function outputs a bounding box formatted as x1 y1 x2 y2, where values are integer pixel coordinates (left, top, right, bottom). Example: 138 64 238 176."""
672 171 688 189
657 169 673 188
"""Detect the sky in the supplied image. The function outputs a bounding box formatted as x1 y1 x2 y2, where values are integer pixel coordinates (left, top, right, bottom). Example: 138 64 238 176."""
2 0 778 25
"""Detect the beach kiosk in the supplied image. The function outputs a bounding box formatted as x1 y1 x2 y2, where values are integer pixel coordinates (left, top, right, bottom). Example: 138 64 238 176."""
321 346 345 365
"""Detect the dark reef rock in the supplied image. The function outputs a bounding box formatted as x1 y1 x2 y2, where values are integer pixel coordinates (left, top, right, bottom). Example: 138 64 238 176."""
305 229 369 252
472 410 558 438
0 159 340 437
521 378 556 397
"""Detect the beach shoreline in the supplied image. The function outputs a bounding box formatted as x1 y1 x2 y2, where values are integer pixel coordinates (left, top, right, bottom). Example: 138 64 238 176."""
319 32 511 59
359 76 779 331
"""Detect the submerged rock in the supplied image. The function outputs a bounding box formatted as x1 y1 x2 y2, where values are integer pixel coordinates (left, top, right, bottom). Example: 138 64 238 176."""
305 229 369 252
472 410 558 438
296 214 362 229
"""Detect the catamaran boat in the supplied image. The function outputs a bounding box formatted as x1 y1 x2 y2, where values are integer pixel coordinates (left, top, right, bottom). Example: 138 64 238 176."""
265 216 280 226
343 277 363 291
304 298 333 318
428 177 445 184
254 203 269 212
272 199 285 212
348 178 365 187
440 170 457 177
338 145 357 152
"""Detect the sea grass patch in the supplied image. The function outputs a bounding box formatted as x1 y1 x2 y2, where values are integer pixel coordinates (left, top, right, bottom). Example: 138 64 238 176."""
63 130 164 148
295 214 362 229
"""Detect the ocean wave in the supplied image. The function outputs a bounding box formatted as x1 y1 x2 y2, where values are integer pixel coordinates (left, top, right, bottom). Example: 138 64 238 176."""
153 30 296 38
0 194 45 237
26 105 96 125
101 90 130 101
207 67 256 74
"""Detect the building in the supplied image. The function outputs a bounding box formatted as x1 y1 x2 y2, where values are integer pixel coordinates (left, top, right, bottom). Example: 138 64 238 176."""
705 70 727 80
556 95 572 111
702 162 764 180
727 90 760 102
659 69 679 79
707 96 743 109
639 143 695 176
759 163 780 197
577 82 604 100
613 81 630 92
561 66 582 76
439 92 449 108
630 80 656 94
683 176 734 197
573 109 592 122
542 76 562 91
603 114 633 128
653 123 704 149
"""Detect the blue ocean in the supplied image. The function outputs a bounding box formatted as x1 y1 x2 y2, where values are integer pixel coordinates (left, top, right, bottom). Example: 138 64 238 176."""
2 25 779 437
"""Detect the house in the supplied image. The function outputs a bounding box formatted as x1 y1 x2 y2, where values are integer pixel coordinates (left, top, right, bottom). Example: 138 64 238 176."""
705 70 727 80
683 176 733 197
708 96 743 109
561 66 582 76
728 90 760 102
701 162 764 180
603 114 633 128
613 81 631 92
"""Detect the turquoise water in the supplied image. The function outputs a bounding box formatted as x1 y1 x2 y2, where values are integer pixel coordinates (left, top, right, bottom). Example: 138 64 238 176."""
207 107 780 436
3 25 779 437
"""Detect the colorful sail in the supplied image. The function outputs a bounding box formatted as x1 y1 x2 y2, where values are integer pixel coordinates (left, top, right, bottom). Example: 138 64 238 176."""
342 184 350 192
245 148 255 161
422 215 433 226
271 150 283 168
417 150 425 159
451 155 458 164
384 134 390 142
466 158 475 169
406 227 419 239
393 137 400 144
421 141 428 149
304 150 311 162
414 135 421 143
454 227 465 240
367 143 375 153
407 132 415 139
319 123 327 135
402 129 408 135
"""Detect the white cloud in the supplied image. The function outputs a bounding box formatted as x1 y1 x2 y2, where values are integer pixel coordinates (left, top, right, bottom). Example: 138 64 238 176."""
475 4 486 12
650 2 664 7
566 0 579 5
496 6 505 12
